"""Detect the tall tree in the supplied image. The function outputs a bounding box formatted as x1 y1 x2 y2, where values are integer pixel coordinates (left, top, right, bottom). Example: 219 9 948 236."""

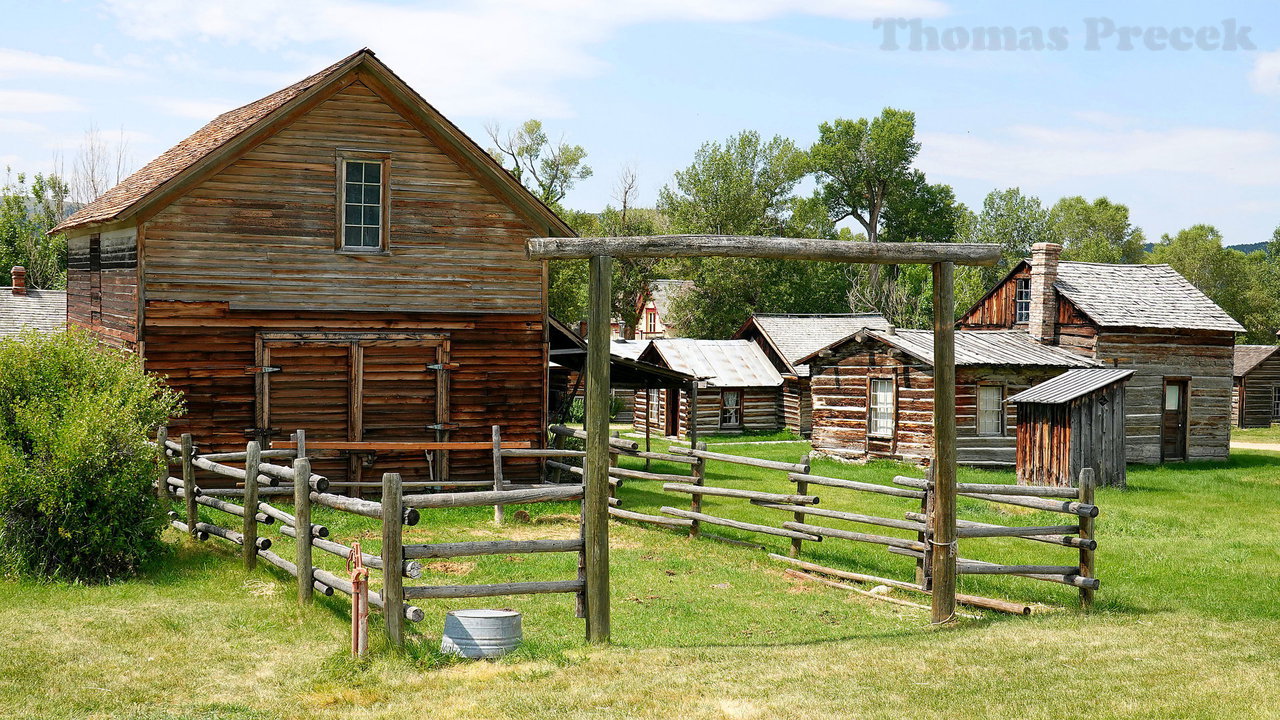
1048 196 1145 264
603 168 665 338
809 108 920 244
954 187 1051 312
486 119 592 207
0 170 69 289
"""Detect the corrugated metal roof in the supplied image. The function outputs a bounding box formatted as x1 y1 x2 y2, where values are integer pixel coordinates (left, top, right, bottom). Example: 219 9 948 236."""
748 313 890 377
611 339 649 360
1007 368 1134 404
0 289 65 335
866 329 1097 368
1234 344 1280 377
645 339 783 388
1054 262 1244 332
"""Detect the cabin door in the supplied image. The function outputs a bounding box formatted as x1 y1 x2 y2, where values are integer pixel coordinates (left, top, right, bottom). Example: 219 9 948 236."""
1161 379 1188 462
256 332 449 487
665 388 680 437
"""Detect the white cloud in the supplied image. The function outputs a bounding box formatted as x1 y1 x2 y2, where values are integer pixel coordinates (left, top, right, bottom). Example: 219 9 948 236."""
0 118 47 135
1250 49 1280 95
0 48 125 79
100 0 949 117
920 119 1280 187
0 90 84 113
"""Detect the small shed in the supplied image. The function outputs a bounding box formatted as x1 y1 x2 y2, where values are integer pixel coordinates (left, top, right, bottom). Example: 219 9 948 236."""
635 339 783 438
1009 368 1133 488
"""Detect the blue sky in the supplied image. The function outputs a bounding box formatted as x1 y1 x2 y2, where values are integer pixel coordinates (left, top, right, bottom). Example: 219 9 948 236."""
3 1 1278 245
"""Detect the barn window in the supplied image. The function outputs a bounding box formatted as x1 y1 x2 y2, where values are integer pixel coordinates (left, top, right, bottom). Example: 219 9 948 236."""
720 390 742 428
868 378 894 437
977 385 1005 436
337 152 390 252
1014 277 1032 323
1273 386 1280 420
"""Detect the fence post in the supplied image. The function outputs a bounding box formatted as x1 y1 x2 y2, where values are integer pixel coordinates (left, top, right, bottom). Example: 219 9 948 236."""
917 465 935 590
294 429 313 606
1078 467 1096 609
155 426 169 504
181 433 198 540
608 431 620 506
790 451 811 558
492 425 505 526
243 441 260 570
382 471 405 648
689 441 706 539
928 260 958 624
583 253 612 644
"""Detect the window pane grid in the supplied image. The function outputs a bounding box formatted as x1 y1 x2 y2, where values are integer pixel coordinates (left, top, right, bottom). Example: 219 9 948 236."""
977 385 1004 436
720 390 741 427
342 159 383 249
1015 278 1032 323
869 378 894 437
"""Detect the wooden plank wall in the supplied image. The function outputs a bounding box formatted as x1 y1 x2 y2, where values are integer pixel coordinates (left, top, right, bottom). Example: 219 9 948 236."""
1093 329 1234 463
1238 354 1280 428
632 387 780 437
1068 383 1127 487
781 377 812 436
66 227 139 349
957 265 1030 328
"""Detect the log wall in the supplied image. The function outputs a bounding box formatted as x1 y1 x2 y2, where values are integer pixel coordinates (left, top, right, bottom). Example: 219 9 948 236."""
633 386 780 438
1235 353 1280 428
781 377 812 436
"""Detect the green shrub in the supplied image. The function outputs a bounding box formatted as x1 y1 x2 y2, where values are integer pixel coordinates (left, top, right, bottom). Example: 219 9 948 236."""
0 329 183 582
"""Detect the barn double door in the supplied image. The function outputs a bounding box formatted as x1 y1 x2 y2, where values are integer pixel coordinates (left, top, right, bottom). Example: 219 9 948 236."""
255 332 450 487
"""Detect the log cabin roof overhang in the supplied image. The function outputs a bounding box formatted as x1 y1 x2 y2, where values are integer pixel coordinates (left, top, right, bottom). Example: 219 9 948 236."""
52 48 574 239
733 312 891 378
1233 344 1280 378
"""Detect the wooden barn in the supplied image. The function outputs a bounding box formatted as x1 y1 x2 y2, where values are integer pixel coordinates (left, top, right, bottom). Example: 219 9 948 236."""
799 328 1095 467
0 267 65 336
1008 368 1133 488
633 339 782 438
1232 345 1280 428
734 312 889 437
52 49 573 487
958 242 1243 463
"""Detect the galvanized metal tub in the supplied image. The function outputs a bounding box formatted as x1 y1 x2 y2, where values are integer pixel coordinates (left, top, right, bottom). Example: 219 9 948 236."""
440 609 522 659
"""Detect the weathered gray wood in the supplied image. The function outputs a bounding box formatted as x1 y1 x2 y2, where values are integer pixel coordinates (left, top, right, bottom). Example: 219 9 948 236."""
381 471 406 645
549 424 638 450
500 448 587 458
887 547 1101 590
671 445 809 473
782 521 927 551
293 450 313 606
255 501 327 537
278 524 421 578
790 457 809 558
790 473 926 499
195 521 271 550
404 538 584 559
755 502 926 532
930 260 958 625
181 433 199 541
954 523 1081 538
893 476 1078 499
256 461 328 491
1078 467 1097 608
402 485 583 509
168 517 208 541
660 507 821 541
608 506 694 527
200 449 295 462
492 425 505 526
314 566 425 623
243 441 260 570
904 512 1095 550
663 483 817 505
403 580 585 600
689 442 706 539
615 447 698 464
309 491 382 517
155 427 169 504
190 454 277 487
584 253 612 645
957 562 1082 575
607 466 693 483
165 476 198 496
959 491 1098 517
702 532 766 550
525 236 1002 266
194 494 272 525
254 548 334 596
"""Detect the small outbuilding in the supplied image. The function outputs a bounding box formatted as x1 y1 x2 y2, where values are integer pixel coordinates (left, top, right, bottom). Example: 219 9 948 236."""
1232 345 1280 428
1008 368 1133 488
634 339 783 438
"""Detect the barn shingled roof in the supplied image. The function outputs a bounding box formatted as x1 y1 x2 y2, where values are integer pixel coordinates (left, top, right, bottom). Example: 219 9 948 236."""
1053 262 1244 333
1007 368 1134 404
641 339 783 388
0 288 65 335
1233 344 1280 377
797 329 1097 369
743 313 891 377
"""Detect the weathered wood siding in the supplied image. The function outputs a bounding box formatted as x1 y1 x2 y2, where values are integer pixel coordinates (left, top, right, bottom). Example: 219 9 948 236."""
959 264 1031 329
1236 353 1280 428
633 386 780 438
1016 383 1127 488
781 377 812 436
66 226 139 349
1092 329 1233 463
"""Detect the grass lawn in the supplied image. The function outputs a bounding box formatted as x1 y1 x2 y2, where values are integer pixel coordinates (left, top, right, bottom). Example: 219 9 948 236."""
1231 424 1280 443
3 443 1280 719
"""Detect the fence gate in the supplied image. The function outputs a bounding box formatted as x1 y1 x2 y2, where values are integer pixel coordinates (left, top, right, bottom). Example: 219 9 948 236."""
255 332 451 487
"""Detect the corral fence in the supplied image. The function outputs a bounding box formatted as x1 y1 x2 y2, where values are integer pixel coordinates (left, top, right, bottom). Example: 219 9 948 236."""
155 426 597 647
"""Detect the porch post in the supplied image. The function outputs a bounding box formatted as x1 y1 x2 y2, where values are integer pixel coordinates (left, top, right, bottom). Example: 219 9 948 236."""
929 261 958 623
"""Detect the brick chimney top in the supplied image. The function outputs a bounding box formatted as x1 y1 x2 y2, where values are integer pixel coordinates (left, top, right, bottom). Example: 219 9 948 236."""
1028 243 1061 343
10 266 25 296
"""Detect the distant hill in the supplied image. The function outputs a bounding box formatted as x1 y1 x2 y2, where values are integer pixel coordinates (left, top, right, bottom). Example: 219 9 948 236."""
1143 241 1269 255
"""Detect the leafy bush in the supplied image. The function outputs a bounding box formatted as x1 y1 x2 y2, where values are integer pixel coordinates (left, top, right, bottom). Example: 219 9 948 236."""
0 329 182 582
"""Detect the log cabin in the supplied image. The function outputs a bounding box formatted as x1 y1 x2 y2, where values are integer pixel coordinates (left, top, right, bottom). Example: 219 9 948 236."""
633 339 782 438
799 328 1095 467
51 49 574 487
1232 345 1280 428
0 267 65 335
958 243 1244 463
734 313 889 437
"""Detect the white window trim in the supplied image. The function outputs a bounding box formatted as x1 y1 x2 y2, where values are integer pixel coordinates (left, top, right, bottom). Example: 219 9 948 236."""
868 377 895 438
976 385 1005 437
1014 277 1032 324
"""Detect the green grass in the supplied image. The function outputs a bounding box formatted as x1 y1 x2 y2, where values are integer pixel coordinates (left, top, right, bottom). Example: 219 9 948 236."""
3 443 1280 719
1231 424 1280 443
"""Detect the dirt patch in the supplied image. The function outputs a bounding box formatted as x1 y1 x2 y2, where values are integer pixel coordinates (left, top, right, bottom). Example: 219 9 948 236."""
425 560 476 576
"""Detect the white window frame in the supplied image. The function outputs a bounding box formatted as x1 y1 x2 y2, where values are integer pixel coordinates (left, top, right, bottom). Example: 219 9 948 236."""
977 385 1005 436
646 309 657 334
720 389 742 429
868 377 895 438
1272 386 1280 420
1014 277 1032 324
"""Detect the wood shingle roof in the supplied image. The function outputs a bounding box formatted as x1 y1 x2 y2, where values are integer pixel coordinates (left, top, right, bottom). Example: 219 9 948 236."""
1053 262 1244 333
742 313 891 377
0 289 65 335
1233 344 1280 377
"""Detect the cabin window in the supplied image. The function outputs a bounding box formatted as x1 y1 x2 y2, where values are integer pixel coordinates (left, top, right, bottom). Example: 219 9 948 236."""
645 310 657 334
868 378 894 437
977 385 1005 436
336 151 390 252
1014 277 1032 323
720 390 742 428
1272 386 1280 420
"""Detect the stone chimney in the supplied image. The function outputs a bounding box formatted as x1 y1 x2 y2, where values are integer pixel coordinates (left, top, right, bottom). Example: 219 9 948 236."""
1028 243 1061 343
10 266 25 296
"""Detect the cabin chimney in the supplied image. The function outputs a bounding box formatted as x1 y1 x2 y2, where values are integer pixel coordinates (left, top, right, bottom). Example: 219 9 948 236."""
1028 243 1061 343
10 267 25 296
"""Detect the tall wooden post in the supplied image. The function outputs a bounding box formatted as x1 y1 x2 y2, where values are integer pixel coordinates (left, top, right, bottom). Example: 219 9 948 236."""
689 441 706 538
492 425 505 526
687 379 699 446
382 471 405 647
929 261 958 624
583 254 612 643
790 451 811 558
181 433 198 540
244 441 261 570
155 426 169 504
294 429 313 605
1078 467 1096 609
